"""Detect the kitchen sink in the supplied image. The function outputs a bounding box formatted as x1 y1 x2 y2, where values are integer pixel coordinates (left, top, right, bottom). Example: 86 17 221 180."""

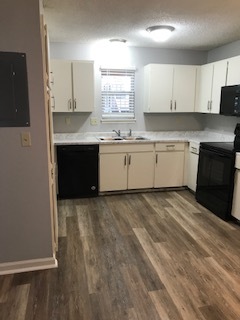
122 136 149 141
98 136 148 141
98 136 124 141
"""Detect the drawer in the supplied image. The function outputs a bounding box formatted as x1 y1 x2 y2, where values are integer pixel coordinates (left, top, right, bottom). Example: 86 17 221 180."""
155 142 185 152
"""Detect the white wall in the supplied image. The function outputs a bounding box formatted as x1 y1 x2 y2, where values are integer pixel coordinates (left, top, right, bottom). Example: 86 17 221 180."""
0 0 53 263
50 42 207 133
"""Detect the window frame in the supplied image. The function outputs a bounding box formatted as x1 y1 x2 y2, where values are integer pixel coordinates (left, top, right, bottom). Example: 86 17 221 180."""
100 67 136 122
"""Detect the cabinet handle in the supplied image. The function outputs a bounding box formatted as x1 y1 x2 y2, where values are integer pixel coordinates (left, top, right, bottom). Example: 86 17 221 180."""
74 99 77 110
207 101 210 110
156 154 158 164
129 155 131 165
210 100 212 111
174 100 176 110
124 155 127 166
50 71 54 85
68 99 72 110
52 96 55 110
170 100 173 111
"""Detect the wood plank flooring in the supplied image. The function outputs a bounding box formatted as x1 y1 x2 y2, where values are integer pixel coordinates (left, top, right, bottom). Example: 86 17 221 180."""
1 190 240 319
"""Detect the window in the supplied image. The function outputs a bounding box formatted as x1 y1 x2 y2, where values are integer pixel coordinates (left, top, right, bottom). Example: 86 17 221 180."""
101 68 135 121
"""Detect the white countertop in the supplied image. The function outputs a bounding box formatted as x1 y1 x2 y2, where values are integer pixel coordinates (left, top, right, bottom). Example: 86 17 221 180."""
54 130 234 145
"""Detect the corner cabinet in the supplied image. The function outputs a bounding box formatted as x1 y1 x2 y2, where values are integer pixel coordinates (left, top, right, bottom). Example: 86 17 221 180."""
99 144 155 192
50 59 94 113
144 64 197 113
226 55 240 85
196 60 228 114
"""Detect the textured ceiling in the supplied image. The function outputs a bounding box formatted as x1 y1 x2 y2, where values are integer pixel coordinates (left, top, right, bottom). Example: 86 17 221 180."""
43 0 240 50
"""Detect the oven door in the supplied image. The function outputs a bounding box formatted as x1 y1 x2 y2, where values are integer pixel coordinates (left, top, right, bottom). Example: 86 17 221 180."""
196 147 235 220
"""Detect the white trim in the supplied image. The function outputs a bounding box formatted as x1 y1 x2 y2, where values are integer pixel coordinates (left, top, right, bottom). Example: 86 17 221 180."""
0 256 58 275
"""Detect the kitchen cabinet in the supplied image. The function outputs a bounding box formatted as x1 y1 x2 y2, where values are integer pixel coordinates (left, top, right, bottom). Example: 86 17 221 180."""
187 142 199 192
144 64 197 113
226 55 240 85
231 154 240 220
50 59 94 113
154 142 185 188
99 144 154 192
196 60 228 114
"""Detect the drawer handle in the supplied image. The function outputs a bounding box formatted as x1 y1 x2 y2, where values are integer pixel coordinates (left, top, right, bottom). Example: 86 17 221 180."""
166 145 175 150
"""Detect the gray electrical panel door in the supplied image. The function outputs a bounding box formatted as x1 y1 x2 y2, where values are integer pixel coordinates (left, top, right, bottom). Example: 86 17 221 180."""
0 52 30 127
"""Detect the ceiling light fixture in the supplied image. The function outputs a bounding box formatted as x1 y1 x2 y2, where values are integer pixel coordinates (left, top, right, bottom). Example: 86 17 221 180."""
109 39 127 44
146 25 175 42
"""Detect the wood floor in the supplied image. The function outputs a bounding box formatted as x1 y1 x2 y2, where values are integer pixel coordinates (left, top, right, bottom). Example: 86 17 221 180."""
1 190 240 319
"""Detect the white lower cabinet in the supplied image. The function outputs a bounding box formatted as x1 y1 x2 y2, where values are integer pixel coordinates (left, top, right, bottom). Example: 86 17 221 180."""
231 154 240 220
154 142 185 188
99 153 128 191
99 144 154 192
187 142 199 192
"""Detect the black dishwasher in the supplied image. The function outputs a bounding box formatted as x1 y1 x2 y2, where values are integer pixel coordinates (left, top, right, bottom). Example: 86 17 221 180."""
57 144 99 199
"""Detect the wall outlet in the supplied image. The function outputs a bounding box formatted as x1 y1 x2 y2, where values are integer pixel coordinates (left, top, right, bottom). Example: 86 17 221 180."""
21 132 31 147
90 117 98 126
65 117 71 125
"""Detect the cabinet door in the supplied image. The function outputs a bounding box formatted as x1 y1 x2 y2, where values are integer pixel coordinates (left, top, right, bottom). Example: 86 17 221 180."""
173 65 197 112
227 56 240 85
99 153 127 191
154 151 184 188
72 61 94 112
211 59 228 114
187 152 199 192
128 152 154 189
51 60 72 112
196 63 213 113
144 64 173 112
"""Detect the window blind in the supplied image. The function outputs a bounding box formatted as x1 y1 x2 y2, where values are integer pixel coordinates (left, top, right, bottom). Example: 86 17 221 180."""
101 68 135 119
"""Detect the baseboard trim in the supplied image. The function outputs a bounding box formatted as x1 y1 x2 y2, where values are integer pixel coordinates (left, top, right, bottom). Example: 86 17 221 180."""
0 256 58 275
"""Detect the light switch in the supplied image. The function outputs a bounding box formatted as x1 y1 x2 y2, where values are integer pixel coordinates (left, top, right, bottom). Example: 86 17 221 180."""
90 117 98 125
21 132 31 147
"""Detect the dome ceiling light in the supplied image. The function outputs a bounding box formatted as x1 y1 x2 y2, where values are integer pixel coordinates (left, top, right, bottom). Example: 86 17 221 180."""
146 25 175 42
109 39 127 45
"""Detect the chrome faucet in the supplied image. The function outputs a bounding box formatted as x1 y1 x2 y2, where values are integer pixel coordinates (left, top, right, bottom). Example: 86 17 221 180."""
113 129 121 137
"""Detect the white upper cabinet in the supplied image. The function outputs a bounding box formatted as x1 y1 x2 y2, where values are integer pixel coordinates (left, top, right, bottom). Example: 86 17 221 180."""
72 61 94 112
50 60 94 113
173 65 198 112
51 60 72 112
226 55 240 85
196 60 228 114
144 64 197 113
144 64 173 113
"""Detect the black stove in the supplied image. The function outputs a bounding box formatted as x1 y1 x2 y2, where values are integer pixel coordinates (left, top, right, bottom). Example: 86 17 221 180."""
196 141 236 221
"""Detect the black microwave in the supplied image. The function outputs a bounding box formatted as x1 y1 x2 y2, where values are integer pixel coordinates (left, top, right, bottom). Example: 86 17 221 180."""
220 85 240 116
